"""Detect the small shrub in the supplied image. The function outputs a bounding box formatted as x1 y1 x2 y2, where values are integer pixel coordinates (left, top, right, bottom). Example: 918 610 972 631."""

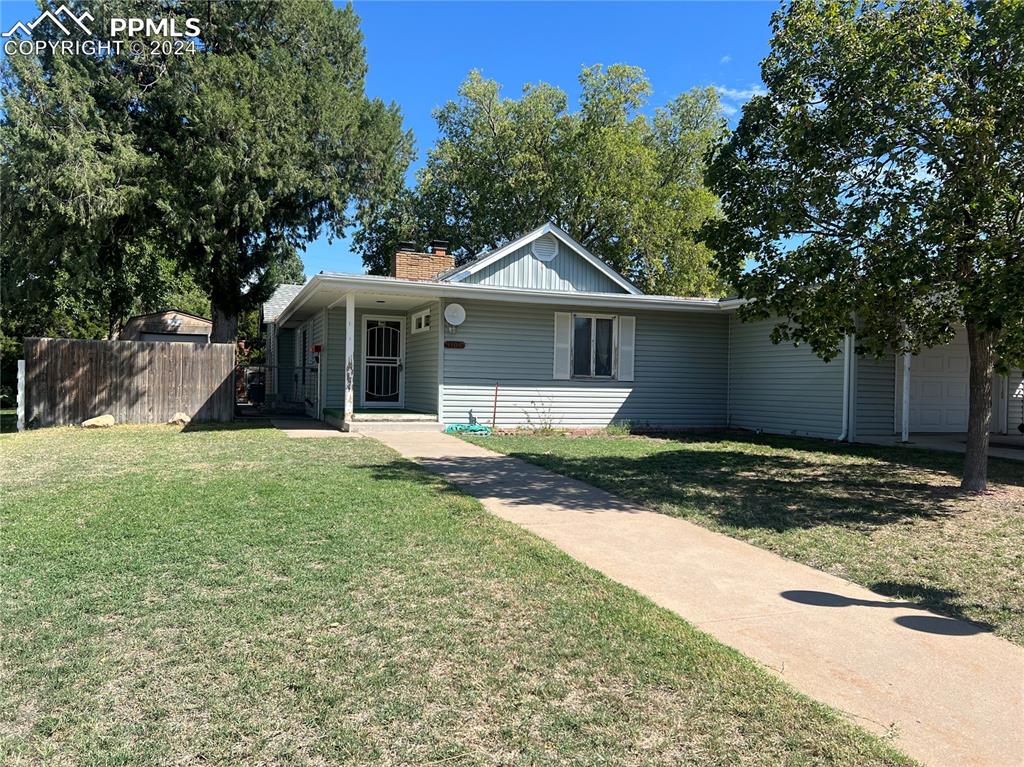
605 420 634 437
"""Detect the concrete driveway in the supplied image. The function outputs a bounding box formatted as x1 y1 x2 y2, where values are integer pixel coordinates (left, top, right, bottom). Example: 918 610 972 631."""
374 430 1024 767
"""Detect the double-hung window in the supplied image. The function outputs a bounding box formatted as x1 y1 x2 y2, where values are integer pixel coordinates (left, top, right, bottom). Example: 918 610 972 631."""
572 314 616 378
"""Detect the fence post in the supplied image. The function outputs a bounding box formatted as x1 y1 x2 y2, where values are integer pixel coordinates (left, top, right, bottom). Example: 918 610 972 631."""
17 359 25 431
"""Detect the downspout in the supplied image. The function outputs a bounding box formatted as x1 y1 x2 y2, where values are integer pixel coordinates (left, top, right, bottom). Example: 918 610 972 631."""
900 352 911 442
837 334 852 441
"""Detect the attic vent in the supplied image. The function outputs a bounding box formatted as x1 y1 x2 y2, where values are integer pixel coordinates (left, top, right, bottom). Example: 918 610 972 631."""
531 234 558 262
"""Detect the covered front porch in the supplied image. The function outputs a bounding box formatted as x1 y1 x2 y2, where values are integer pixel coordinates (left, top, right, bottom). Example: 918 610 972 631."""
272 279 447 432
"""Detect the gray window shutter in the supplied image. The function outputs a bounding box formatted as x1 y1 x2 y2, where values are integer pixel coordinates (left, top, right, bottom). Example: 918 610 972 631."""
618 316 635 381
553 312 571 380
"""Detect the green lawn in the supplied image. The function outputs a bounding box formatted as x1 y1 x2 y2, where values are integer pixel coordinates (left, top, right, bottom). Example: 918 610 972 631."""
0 424 913 766
465 431 1024 645
0 408 16 433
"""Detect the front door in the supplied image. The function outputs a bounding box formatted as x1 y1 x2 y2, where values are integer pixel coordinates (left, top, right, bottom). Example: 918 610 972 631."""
362 317 404 407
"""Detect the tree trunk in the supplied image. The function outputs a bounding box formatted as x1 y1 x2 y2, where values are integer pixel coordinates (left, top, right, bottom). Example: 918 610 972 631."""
210 304 238 343
962 321 995 492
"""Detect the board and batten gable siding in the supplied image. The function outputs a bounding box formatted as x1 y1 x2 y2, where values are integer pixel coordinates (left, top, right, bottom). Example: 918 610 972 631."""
441 299 728 428
404 302 439 413
727 313 845 439
460 240 629 294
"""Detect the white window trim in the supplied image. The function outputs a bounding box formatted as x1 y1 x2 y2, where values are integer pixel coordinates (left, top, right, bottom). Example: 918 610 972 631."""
411 308 431 335
571 313 618 379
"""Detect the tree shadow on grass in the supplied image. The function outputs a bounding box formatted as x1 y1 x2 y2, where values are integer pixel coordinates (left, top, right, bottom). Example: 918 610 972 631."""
485 445 971 532
357 439 975 529
461 430 1022 532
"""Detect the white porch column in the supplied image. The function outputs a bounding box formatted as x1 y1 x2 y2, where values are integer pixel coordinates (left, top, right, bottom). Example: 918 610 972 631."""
344 292 355 422
900 352 911 442
436 299 445 424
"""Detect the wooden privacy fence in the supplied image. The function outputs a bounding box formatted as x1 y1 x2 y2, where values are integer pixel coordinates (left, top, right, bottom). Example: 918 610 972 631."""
24 337 235 427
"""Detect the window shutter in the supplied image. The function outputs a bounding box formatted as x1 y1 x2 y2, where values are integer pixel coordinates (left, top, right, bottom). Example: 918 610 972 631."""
553 312 571 380
618 316 635 381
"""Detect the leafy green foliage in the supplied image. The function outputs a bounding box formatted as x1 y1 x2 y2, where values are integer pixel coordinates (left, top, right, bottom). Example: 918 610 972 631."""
706 0 1024 489
358 66 726 296
2 0 407 349
708 0 1023 364
1 8 168 343
150 0 411 340
0 5 202 389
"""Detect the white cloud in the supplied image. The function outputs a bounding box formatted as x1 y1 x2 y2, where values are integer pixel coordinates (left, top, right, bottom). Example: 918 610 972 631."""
719 55 731 64
712 83 768 121
714 84 767 101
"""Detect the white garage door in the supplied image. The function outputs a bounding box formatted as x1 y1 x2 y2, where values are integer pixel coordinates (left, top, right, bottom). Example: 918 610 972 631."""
909 331 969 432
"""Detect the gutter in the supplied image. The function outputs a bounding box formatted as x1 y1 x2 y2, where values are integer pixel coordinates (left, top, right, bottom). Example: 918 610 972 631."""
276 272 731 326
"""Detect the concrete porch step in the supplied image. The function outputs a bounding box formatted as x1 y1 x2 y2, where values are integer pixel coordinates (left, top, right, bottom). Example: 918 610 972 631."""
344 419 444 433
350 412 439 422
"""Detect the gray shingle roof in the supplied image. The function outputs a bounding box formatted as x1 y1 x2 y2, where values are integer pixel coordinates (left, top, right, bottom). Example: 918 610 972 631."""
262 283 305 322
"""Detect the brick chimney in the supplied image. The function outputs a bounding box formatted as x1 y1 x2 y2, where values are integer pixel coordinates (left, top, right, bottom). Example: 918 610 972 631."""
391 240 454 281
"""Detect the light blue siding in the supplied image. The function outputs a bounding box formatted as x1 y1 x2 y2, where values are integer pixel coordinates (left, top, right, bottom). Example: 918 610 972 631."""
853 353 896 437
1005 367 1023 433
461 239 629 294
289 314 325 416
319 306 437 414
324 310 345 409
275 327 296 402
441 299 728 428
727 314 845 439
404 302 439 413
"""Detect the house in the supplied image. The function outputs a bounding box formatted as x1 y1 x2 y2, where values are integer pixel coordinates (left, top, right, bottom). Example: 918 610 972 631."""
117 310 212 343
262 223 1024 443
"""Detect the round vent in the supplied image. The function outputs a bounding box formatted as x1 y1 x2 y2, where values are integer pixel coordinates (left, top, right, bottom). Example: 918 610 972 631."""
531 234 558 262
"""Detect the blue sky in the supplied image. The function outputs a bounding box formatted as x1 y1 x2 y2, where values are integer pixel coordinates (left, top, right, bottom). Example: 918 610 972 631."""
1 0 777 276
324 0 775 276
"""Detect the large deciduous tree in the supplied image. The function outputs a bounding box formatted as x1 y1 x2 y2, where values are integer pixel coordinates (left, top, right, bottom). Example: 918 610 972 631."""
153 0 412 342
706 0 1024 491
356 66 726 296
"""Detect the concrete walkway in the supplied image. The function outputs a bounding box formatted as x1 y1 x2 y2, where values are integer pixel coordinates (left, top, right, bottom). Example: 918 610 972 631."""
373 430 1024 767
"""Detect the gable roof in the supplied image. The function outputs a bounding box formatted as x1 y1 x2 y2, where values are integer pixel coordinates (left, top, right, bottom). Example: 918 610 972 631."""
441 222 643 295
124 309 211 325
262 283 305 322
